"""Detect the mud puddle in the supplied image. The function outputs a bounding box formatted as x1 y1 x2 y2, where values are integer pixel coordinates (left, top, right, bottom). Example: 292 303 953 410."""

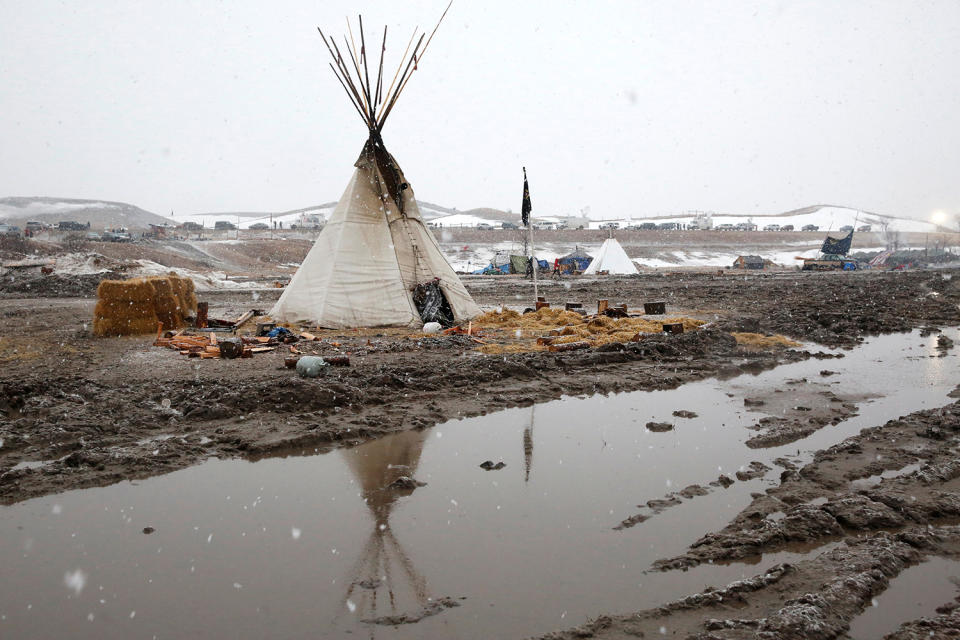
0 330 957 639
846 556 960 639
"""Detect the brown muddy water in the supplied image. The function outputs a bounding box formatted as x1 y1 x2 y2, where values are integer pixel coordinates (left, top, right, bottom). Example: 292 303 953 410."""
1 330 958 639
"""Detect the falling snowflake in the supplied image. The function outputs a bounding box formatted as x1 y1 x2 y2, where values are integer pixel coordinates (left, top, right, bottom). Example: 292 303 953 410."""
63 569 87 595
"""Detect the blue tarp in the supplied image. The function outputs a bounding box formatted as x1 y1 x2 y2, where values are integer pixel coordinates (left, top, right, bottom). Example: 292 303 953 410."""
472 263 511 275
559 256 592 271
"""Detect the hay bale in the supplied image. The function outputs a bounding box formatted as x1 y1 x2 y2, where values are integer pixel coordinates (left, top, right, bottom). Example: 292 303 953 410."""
93 297 159 337
96 278 154 302
148 277 185 330
93 315 160 337
167 273 198 313
93 277 162 336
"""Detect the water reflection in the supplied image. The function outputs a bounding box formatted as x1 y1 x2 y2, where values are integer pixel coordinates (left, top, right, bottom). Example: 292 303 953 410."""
523 407 534 483
340 430 430 628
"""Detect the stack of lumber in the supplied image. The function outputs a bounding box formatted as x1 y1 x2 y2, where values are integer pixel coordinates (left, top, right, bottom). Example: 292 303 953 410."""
153 328 278 359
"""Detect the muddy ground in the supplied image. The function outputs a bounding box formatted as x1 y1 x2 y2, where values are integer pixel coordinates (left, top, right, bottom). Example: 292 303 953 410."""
2 268 960 638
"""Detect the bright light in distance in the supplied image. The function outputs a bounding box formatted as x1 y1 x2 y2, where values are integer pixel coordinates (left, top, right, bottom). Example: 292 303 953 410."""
932 211 948 225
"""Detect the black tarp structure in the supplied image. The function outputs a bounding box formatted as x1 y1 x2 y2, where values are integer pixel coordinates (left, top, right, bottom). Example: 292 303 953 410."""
821 230 854 256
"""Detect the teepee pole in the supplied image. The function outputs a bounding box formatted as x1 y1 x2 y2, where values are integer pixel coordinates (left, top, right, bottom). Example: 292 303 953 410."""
358 16 375 120
410 0 453 67
341 35 371 116
327 63 368 124
320 28 371 126
380 28 417 124
377 34 425 130
374 26 387 110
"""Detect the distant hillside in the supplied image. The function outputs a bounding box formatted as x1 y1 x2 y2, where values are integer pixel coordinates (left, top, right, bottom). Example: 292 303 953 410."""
609 204 943 234
183 203 339 219
0 197 173 230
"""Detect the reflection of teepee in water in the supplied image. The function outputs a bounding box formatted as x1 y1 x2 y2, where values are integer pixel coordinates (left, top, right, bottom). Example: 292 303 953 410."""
340 430 431 627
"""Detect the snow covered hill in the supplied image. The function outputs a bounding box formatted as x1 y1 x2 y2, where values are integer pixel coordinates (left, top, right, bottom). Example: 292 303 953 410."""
591 205 943 234
176 203 337 230
0 197 173 229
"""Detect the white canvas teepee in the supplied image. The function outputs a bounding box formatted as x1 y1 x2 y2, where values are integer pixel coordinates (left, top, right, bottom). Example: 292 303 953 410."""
583 238 639 275
270 9 480 329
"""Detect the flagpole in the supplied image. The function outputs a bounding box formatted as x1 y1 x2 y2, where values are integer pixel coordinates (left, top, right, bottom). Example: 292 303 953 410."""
522 166 538 303
531 217 539 303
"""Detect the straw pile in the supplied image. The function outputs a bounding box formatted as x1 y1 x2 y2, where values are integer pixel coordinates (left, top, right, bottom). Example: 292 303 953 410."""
473 308 706 354
93 275 197 337
731 332 801 349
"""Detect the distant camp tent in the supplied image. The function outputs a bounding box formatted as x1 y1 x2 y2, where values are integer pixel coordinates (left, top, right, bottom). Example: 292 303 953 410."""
583 238 638 275
269 10 480 328
732 255 765 269
558 246 593 273
509 255 549 275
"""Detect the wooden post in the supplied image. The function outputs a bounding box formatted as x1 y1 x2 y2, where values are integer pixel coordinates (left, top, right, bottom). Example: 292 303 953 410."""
196 302 209 329
597 299 609 314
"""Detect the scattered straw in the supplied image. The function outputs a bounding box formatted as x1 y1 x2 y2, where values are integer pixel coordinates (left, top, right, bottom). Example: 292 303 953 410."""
731 332 802 349
472 308 707 353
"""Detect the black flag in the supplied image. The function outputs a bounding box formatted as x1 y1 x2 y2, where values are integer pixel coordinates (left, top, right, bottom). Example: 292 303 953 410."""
820 229 853 256
521 167 532 227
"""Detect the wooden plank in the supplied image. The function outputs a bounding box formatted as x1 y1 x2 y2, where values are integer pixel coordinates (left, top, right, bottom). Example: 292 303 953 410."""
233 310 256 329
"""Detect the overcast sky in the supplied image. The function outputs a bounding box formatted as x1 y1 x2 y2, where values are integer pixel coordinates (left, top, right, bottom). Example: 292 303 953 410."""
2 1 959 221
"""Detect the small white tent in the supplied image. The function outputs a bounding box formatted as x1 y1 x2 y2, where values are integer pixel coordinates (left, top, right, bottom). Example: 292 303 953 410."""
270 10 480 329
583 238 638 275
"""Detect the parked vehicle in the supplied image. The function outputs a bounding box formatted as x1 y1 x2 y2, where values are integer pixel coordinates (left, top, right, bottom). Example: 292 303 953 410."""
857 225 872 232
248 223 270 230
839 225 854 232
103 231 132 242
214 221 237 231
85 232 102 241
801 224 819 232
0 224 22 237
736 222 757 231
763 224 781 232
639 222 657 230
781 224 794 231
58 221 87 231
716 223 736 231
598 222 620 230
501 222 518 230
658 222 680 230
